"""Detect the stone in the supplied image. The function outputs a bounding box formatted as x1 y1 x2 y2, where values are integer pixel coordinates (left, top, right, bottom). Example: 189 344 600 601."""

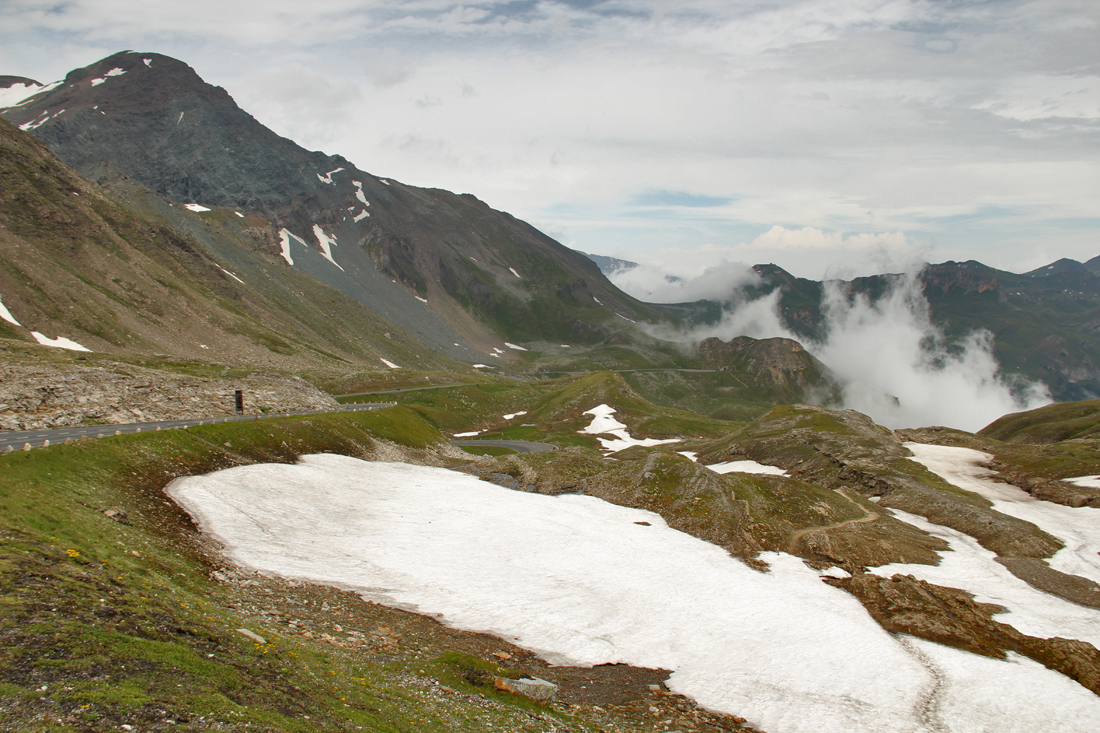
493 676 558 704
103 507 129 524
236 628 266 644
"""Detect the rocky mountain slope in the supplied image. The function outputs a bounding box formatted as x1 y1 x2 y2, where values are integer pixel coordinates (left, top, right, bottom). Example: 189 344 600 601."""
2 52 660 360
0 114 467 375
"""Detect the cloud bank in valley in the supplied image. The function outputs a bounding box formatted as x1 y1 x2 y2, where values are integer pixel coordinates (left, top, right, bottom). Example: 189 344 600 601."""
627 269 1050 432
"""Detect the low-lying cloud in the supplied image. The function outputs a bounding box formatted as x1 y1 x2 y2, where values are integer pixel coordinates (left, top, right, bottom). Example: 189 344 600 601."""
609 261 759 303
644 270 1050 432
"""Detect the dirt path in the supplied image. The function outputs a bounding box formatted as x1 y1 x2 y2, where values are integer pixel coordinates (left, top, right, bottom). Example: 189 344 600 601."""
787 488 880 554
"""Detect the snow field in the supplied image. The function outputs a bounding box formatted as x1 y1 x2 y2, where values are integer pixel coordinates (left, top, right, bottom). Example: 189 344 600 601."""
453 431 481 437
870 507 1100 648
168 454 1100 733
277 229 295 265
380 358 400 369
184 203 211 212
502 411 527 420
904 443 1100 585
312 225 344 271
0 295 22 326
579 404 680 452
1066 475 1100 489
0 82 42 108
31 332 90 351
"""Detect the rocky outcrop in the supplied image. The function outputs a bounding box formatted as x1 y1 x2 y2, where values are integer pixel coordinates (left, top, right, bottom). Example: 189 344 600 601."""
835 572 1100 696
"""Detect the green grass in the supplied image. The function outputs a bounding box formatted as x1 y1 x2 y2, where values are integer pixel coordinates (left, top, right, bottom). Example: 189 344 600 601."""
0 410 606 732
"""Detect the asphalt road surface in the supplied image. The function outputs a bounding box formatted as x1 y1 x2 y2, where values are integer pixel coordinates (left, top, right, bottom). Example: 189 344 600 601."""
451 439 557 453
0 402 396 452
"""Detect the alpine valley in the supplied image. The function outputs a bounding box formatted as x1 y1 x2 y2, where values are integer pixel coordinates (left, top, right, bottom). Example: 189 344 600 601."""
1 52 1099 733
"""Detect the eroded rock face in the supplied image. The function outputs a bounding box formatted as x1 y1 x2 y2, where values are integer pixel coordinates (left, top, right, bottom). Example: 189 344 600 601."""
0 361 337 430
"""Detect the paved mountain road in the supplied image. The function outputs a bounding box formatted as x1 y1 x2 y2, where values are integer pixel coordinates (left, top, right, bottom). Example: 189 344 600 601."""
0 402 396 451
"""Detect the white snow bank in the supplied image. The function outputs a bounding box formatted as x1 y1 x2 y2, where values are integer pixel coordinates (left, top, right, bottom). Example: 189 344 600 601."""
472 364 493 368
235 212 244 218
31 332 91 352
0 82 44 109
379 178 390 185
90 68 125 87
1066 475 1100 489
184 203 211 212
415 296 428 303
168 454 1100 733
905 443 1100 585
143 58 152 67
677 451 698 461
0 295 22 326
380 358 400 369
353 209 370 222
312 225 344 271
871 507 1100 648
509 267 522 278
453 431 481 438
352 180 370 206
504 342 528 351
707 460 788 477
277 228 295 266
316 167 344 185
218 267 244 285
579 404 680 453
503 411 528 420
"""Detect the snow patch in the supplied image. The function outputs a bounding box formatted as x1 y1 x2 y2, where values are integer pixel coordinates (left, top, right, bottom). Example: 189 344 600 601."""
31 332 91 352
184 203 211 212
0 82 44 109
317 167 345 185
143 58 152 67
277 228 295 266
503 411 528 420
177 111 184 124
380 358 400 369
560 344 571 348
453 431 481 438
312 225 344 271
352 180 370 206
616 313 638 324
167 454 1100 733
871 507 1100 649
0 295 22 326
89 68 125 87
509 267 522 278
353 209 370 222
904 443 1100 586
819 566 851 579
219 267 245 285
707 460 788 477
592 297 602 305
471 364 492 368
1066 475 1100 489
378 178 390 185
415 296 428 303
504 342 528 351
579 404 681 453
677 451 698 461
235 212 244 218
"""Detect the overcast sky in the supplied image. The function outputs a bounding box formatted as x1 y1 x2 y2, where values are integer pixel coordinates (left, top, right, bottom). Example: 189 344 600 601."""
2 0 1097 279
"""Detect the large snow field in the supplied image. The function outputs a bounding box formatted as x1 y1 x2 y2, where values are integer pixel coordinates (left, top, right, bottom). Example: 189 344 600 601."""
904 443 1100 585
168 454 1100 733
580 404 680 452
869 507 1100 648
